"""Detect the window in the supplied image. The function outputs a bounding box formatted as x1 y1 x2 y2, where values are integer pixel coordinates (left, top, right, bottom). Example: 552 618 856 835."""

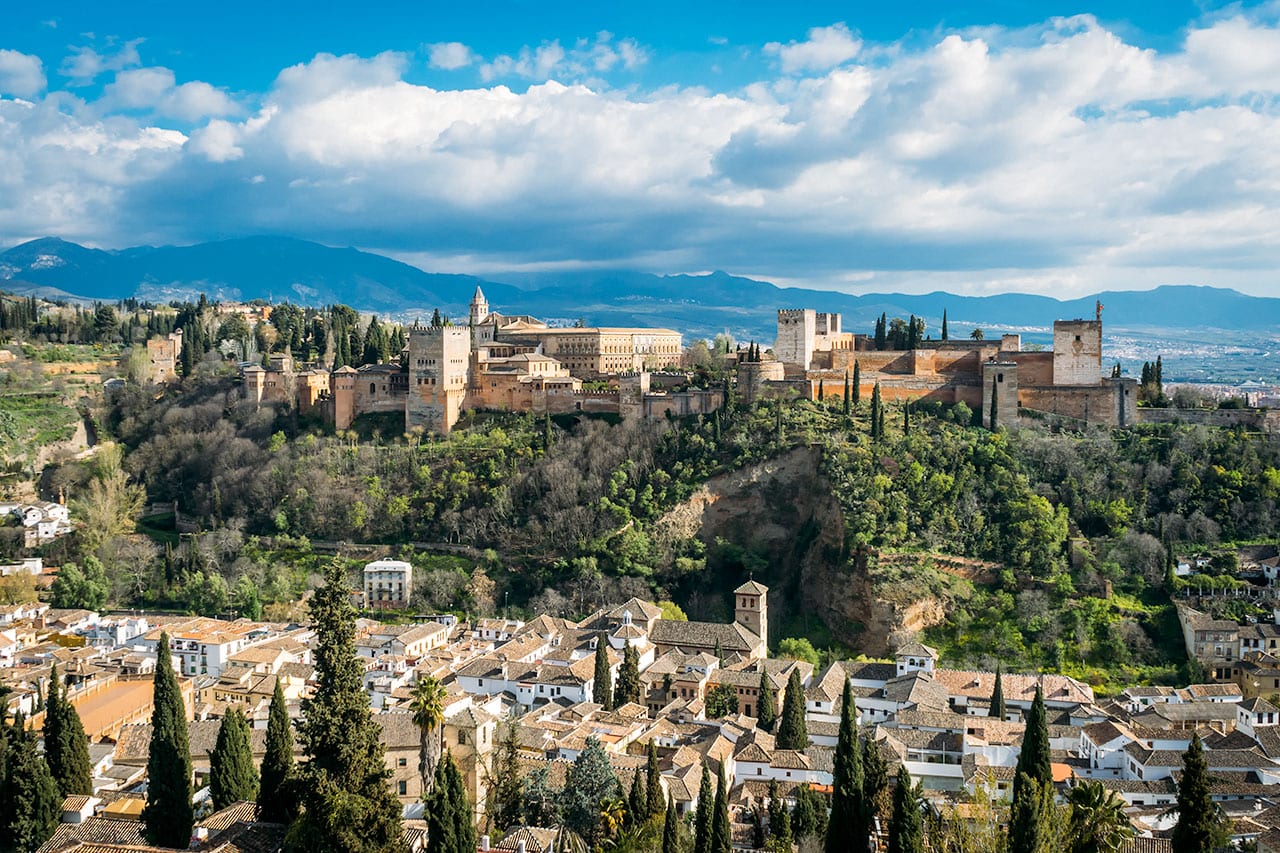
398 780 407 796
398 758 407 767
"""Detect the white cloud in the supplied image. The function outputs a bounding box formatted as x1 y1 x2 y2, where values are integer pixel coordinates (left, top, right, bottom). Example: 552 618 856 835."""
10 15 1280 297
102 66 239 121
0 50 46 98
426 42 474 70
59 39 143 85
478 32 647 82
765 23 861 75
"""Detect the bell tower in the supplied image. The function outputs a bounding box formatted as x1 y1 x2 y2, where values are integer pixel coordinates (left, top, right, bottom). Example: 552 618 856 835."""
734 579 769 654
469 286 490 327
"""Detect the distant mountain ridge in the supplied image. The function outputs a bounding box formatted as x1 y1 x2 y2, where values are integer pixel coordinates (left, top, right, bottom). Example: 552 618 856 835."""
2 235 1276 341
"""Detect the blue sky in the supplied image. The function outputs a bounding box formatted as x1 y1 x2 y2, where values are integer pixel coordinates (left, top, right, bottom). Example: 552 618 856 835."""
3 1 1280 296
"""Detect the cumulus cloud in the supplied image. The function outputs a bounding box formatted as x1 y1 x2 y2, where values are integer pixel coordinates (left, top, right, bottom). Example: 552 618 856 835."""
102 66 239 121
426 41 474 70
9 14 1280 296
0 50 46 98
765 23 861 75
59 38 143 85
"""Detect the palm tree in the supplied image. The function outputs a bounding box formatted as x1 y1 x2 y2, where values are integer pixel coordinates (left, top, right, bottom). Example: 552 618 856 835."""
1067 781 1133 853
410 675 447 794
552 826 589 853
598 796 628 842
970 328 985 341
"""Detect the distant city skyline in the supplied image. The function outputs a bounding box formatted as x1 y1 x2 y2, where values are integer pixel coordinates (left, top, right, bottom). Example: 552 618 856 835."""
3 1 1280 297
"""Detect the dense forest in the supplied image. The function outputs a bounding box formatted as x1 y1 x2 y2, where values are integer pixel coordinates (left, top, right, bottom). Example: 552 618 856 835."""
15 355 1271 688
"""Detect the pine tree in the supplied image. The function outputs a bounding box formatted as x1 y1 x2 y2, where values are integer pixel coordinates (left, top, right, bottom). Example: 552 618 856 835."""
210 707 258 809
694 764 713 853
646 740 664 819
825 680 863 853
258 679 296 823
43 665 93 797
286 559 402 853
941 309 949 341
777 669 808 750
756 669 776 733
614 642 640 708
143 634 194 848
1012 685 1051 805
1 716 61 853
710 763 731 853
563 736 621 848
592 634 614 710
887 766 922 853
1172 734 1227 853
628 768 646 829
662 795 679 853
989 663 1006 720
852 360 861 407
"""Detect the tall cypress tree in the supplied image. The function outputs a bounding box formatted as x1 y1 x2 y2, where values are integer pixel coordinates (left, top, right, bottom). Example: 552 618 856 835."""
209 708 258 809
870 383 883 440
43 665 93 797
1 715 61 853
258 679 296 823
592 633 613 710
825 680 864 853
662 795 679 853
1012 686 1051 804
694 764 713 853
757 669 776 733
842 371 851 416
989 380 999 431
768 779 791 848
614 642 640 708
710 763 731 853
1172 734 1227 853
862 736 889 832
425 759 456 853
776 669 808 751
628 769 646 829
852 361 861 407
941 309 949 341
144 634 194 848
646 739 664 819
989 663 1006 720
1008 771 1052 853
887 766 922 853
286 559 402 853
445 752 477 853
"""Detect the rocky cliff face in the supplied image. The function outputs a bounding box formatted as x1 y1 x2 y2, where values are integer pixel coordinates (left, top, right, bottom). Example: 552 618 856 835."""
655 446 952 656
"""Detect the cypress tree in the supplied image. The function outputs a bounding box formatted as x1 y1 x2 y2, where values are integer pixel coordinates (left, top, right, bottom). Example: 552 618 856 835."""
1012 685 1051 805
989 380 998 430
487 722 523 833
209 707 258 810
258 679 296 823
447 750 478 853
144 634 194 848
1008 771 1052 853
989 664 1006 720
862 736 889 831
646 739 664 819
614 642 640 708
43 665 93 797
842 371 851 416
817 379 825 402
694 764 713 853
903 402 911 436
887 766 922 853
1172 734 1228 853
870 383 882 440
941 309 948 341
757 669 776 733
825 679 864 853
662 795 679 853
852 360 861 407
768 779 791 847
286 559 402 853
628 768 646 829
592 634 613 710
776 669 808 751
425 759 456 853
1 716 60 853
710 763 731 853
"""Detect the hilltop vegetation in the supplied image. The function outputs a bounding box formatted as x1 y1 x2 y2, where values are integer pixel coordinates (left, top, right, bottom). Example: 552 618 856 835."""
0 361 1257 691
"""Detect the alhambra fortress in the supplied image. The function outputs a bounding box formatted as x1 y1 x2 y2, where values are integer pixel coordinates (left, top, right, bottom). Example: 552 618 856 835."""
148 290 1140 431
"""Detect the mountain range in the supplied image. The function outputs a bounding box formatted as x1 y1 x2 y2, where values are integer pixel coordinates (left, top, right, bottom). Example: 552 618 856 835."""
2 235 1277 342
